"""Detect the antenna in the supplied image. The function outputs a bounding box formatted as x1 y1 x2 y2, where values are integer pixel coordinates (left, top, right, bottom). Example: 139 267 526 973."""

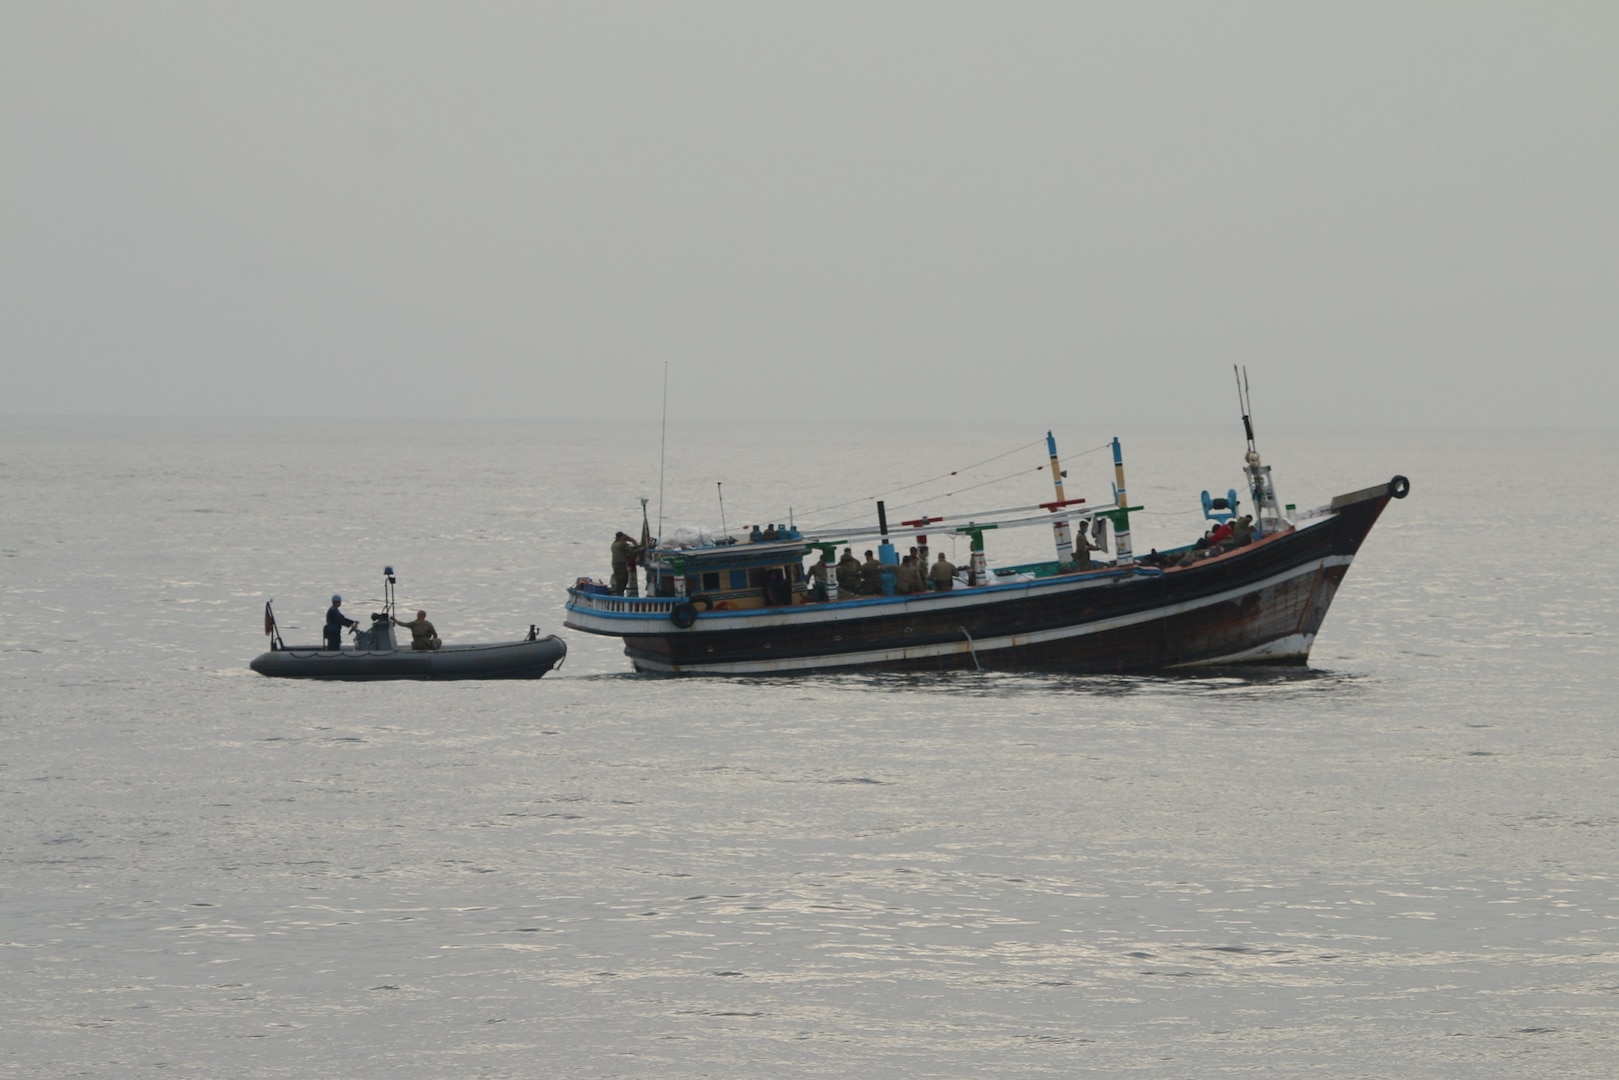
717 482 728 541
657 361 669 542
1234 364 1257 450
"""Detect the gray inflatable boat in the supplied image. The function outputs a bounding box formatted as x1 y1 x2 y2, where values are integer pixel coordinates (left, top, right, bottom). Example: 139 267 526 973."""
250 634 566 680
251 571 566 681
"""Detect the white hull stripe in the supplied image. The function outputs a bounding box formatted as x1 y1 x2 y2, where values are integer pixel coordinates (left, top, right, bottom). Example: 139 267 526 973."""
568 566 1144 634
631 554 1354 674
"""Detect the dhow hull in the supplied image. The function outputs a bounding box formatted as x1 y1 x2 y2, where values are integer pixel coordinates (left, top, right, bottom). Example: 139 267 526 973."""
250 635 567 681
565 484 1397 676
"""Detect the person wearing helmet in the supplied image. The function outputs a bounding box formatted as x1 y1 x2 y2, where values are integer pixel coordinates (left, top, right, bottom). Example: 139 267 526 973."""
324 594 358 650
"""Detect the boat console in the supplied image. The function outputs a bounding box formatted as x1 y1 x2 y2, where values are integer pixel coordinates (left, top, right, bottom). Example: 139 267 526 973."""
354 613 396 652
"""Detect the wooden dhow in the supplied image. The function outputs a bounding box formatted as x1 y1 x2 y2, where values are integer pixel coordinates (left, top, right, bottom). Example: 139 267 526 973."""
565 377 1408 676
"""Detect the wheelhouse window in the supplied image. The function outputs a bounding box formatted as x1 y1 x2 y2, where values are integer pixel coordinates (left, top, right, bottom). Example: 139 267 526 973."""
701 572 721 591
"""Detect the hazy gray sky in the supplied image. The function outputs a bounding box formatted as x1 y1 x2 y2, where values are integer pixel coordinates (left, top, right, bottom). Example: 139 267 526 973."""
3 3 1614 425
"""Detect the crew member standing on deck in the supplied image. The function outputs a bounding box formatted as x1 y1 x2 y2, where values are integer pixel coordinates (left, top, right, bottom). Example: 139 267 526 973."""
1072 524 1097 570
324 594 358 650
806 553 829 602
929 553 957 592
895 555 924 595
836 552 862 598
860 550 882 595
610 531 643 596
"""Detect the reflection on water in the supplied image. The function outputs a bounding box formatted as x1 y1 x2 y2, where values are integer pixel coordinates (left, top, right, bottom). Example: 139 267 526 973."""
812 667 1370 706
3 420 1617 1077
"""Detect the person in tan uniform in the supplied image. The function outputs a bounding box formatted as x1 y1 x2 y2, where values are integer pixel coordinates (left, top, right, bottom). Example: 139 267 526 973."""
836 553 863 598
895 555 924 595
392 609 441 651
859 551 882 595
610 531 643 595
1072 526 1097 570
805 553 829 601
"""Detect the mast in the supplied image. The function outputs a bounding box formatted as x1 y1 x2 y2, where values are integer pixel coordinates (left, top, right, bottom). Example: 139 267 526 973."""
876 500 897 595
381 566 398 650
960 525 993 586
1046 431 1075 564
1110 437 1135 565
628 498 649 598
657 361 668 543
1234 366 1285 535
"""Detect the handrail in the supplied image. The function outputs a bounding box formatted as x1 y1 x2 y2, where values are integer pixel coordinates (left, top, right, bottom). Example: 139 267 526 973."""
566 590 679 615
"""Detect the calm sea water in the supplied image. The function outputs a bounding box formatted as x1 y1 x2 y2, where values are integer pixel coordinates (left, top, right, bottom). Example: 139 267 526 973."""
3 417 1616 1078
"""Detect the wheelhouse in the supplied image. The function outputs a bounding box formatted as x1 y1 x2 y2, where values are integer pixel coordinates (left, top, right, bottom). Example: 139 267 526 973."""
644 541 812 610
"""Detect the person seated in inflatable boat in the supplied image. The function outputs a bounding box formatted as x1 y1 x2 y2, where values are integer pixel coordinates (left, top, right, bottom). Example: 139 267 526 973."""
392 609 442 651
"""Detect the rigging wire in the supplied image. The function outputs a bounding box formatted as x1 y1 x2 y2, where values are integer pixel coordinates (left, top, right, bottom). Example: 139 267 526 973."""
794 437 1047 521
825 465 1047 525
809 441 1115 530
